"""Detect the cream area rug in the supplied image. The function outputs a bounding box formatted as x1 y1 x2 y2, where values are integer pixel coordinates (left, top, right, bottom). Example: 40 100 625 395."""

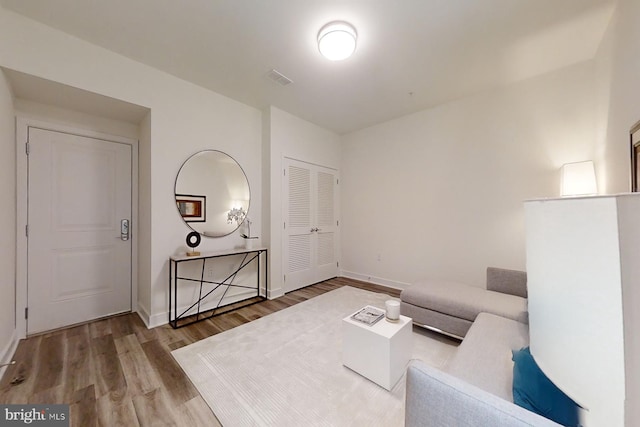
172 286 458 427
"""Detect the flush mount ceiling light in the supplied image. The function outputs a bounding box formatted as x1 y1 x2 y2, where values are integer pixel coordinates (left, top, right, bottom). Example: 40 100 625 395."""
317 21 357 61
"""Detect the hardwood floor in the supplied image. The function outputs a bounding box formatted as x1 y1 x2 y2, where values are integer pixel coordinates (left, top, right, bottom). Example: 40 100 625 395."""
0 277 400 426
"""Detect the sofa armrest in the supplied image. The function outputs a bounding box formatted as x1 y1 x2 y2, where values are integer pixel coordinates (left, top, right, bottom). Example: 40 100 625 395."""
486 267 527 298
405 360 560 427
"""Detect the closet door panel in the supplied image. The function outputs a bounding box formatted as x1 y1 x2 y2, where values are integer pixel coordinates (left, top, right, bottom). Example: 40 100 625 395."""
283 159 339 292
315 168 338 281
284 160 315 291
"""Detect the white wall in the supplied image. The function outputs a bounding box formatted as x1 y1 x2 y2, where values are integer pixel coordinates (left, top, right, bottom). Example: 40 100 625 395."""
341 62 599 288
265 106 341 297
13 99 140 140
597 0 640 194
617 195 640 427
0 69 17 370
0 7 262 327
593 1 640 423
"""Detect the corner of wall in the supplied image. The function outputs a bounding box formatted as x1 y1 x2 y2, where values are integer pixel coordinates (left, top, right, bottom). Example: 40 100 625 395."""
0 68 17 362
135 301 153 328
137 111 152 316
598 0 640 193
261 107 272 248
0 329 19 381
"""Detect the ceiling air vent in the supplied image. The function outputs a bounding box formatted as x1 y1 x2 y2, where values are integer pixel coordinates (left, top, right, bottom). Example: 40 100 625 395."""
266 69 293 86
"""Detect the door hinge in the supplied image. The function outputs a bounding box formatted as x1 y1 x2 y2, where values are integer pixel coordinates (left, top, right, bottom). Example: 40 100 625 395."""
25 225 28 237
337 220 339 226
337 178 339 185
283 275 286 283
284 169 286 176
284 222 286 230
25 142 30 156
24 307 28 319
337 261 339 268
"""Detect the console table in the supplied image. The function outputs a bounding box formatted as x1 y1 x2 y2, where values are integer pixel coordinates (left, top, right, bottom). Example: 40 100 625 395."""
169 247 268 328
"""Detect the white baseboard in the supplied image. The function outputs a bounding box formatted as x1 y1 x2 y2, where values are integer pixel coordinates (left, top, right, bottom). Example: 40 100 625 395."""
0 330 19 382
136 302 153 328
340 270 411 290
147 311 168 329
141 274 404 329
267 286 284 299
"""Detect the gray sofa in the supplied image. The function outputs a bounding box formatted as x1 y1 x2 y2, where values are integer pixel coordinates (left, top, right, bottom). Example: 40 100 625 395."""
401 268 561 426
400 267 528 338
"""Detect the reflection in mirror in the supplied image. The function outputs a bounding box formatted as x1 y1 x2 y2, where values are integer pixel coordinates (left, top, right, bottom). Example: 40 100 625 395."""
175 150 250 237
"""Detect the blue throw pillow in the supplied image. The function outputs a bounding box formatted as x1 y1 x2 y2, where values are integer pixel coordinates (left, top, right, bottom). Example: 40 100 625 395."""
512 347 580 426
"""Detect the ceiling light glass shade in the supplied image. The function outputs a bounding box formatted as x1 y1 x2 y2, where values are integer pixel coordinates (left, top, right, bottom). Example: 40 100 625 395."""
318 21 357 61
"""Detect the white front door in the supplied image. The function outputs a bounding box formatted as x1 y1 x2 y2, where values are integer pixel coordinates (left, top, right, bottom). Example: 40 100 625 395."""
27 127 132 334
283 158 339 292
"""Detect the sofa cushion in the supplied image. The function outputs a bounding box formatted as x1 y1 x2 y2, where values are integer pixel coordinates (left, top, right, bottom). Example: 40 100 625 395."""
446 313 529 402
487 267 528 298
401 280 528 324
512 347 580 427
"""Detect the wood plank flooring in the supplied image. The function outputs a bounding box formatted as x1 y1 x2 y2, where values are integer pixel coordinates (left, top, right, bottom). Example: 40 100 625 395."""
0 277 400 426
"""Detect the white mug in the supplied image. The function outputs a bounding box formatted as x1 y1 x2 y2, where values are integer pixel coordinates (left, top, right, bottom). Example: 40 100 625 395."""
385 300 400 321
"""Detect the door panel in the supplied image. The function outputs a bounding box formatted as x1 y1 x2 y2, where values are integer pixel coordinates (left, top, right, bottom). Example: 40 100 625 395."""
284 158 339 292
315 168 338 280
316 170 335 227
52 246 116 300
28 127 132 334
288 234 312 273
284 163 315 289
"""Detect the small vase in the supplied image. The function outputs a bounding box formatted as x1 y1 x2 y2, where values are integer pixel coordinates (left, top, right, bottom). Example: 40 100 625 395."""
244 238 253 250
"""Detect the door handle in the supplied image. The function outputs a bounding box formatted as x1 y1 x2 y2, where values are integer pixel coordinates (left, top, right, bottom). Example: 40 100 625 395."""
310 227 321 233
121 219 130 241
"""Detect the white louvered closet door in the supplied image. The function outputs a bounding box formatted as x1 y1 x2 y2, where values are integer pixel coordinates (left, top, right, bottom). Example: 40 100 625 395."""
284 158 339 292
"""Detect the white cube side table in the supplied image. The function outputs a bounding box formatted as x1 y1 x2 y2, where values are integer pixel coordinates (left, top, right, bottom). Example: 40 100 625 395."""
342 307 413 390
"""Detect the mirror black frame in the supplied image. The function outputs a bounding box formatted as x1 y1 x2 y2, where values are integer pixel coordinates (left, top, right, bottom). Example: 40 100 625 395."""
174 150 250 237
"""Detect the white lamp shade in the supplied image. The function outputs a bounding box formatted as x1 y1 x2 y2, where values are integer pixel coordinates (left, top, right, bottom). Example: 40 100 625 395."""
318 21 357 61
560 161 597 196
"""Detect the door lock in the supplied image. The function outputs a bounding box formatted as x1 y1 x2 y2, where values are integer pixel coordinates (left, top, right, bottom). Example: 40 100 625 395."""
121 219 130 241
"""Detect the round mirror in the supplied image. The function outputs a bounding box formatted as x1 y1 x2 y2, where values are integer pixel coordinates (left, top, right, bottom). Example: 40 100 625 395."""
175 150 250 237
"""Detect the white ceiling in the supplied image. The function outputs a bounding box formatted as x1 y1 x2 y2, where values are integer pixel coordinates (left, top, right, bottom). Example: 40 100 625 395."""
0 0 615 134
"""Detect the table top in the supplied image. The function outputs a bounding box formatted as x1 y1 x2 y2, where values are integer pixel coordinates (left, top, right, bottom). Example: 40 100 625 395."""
170 247 267 262
343 306 412 338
